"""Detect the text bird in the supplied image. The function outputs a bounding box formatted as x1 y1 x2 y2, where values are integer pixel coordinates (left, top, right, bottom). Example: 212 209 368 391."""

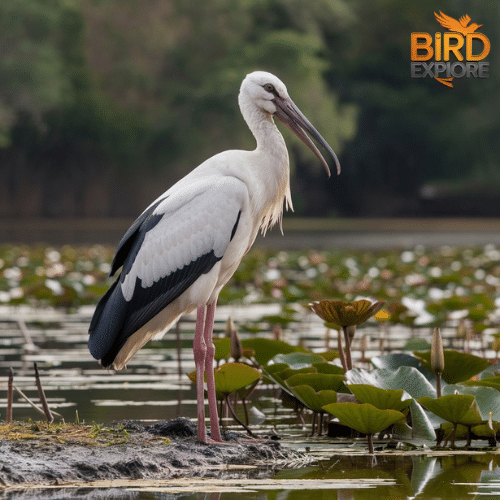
88 71 340 443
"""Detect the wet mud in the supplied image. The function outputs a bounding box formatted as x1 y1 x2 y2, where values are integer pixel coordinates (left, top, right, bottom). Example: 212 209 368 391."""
0 418 304 489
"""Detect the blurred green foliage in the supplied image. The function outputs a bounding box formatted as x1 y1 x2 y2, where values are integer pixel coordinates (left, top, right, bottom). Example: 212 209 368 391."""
0 0 498 217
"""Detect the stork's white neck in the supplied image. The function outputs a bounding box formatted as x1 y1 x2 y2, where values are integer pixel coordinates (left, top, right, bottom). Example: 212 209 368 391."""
239 100 292 233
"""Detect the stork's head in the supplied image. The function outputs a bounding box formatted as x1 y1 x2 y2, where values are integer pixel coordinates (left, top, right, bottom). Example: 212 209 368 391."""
239 71 341 176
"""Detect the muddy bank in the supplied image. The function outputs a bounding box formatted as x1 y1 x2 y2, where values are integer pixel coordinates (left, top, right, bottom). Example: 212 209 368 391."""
0 418 305 489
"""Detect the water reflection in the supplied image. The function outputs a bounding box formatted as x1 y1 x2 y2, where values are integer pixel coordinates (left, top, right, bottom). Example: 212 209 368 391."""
2 307 500 499
2 454 500 499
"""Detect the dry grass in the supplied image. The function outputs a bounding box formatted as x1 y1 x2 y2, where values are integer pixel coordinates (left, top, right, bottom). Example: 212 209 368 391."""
0 421 131 446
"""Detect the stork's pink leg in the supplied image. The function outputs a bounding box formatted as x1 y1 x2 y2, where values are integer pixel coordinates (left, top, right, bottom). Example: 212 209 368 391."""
193 305 207 442
203 300 223 442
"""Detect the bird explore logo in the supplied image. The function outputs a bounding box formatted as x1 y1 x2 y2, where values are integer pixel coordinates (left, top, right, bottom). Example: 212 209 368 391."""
411 11 490 88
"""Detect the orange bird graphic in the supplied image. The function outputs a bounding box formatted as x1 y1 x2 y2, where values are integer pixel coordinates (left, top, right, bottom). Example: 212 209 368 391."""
434 11 483 36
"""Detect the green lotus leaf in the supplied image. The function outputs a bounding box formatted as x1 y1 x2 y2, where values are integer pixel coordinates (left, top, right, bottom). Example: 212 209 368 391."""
313 351 340 362
271 352 326 369
288 385 337 412
262 364 317 395
462 375 500 391
413 350 490 384
213 337 231 361
277 366 318 381
286 373 346 393
443 384 500 421
313 362 344 375
418 395 483 426
371 353 423 371
241 338 302 366
439 422 469 441
471 420 500 438
213 362 261 395
186 370 197 385
348 384 412 413
322 402 406 435
347 366 436 399
262 363 288 376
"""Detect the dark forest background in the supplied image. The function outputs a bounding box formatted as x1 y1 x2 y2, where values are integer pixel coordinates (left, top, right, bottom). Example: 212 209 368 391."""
1 0 499 219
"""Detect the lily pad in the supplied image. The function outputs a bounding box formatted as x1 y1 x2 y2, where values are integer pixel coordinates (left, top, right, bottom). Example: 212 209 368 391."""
322 402 406 435
418 395 483 426
347 366 436 399
413 350 490 384
313 351 340 362
462 375 500 391
471 419 500 439
348 384 412 413
371 353 423 371
288 385 337 412
410 399 437 440
213 338 231 362
271 352 326 369
443 384 500 421
286 373 346 393
241 338 302 366
262 364 316 395
313 362 344 375
213 362 261 396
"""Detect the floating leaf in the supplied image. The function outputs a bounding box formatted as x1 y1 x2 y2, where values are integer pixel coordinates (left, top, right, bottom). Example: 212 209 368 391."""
371 353 435 384
186 370 198 385
288 385 337 412
241 338 302 366
418 395 483 426
409 399 437 441
322 402 406 435
413 350 490 384
213 338 231 362
347 366 436 399
262 365 317 395
271 352 325 369
213 363 261 396
348 384 412 413
471 416 500 439
443 384 500 421
313 362 344 375
462 375 500 391
314 351 340 362
286 373 346 393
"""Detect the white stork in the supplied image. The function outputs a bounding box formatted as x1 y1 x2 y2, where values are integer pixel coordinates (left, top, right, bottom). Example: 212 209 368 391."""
88 71 340 443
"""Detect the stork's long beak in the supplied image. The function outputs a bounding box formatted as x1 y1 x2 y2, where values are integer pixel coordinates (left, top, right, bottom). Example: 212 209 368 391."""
273 95 341 177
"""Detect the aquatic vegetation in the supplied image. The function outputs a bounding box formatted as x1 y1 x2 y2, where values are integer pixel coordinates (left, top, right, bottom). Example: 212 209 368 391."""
4 243 500 453
322 402 406 453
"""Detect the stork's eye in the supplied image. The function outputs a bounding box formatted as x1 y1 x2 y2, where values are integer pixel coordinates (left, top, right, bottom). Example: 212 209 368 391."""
263 83 276 93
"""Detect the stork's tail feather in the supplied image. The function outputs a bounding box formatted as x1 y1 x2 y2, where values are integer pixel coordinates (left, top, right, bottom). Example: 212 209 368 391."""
88 278 128 368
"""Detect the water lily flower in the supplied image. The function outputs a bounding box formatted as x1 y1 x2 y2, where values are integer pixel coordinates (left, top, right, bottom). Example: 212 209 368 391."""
309 299 385 328
309 299 385 372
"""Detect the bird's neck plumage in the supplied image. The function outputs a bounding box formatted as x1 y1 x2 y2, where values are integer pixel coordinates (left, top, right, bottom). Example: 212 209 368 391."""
241 104 293 234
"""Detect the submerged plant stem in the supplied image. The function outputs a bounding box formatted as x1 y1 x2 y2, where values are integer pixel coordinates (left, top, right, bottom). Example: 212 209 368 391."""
367 433 375 454
225 395 256 438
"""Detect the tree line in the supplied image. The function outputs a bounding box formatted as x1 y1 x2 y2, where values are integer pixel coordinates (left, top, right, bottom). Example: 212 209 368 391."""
1 0 498 218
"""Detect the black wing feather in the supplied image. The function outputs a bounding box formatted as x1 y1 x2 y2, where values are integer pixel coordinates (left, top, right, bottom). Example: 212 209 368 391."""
89 200 241 368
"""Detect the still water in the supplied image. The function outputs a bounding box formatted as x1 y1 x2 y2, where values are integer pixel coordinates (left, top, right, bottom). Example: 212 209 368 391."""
1 305 500 499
